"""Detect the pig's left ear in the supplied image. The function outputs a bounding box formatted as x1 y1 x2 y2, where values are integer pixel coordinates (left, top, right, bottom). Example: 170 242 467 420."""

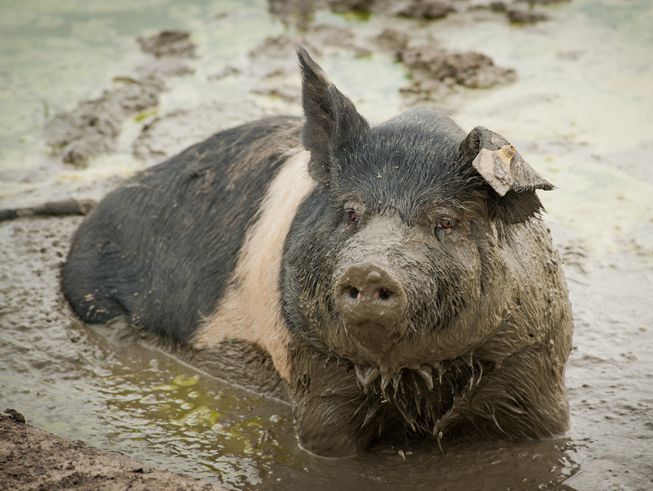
458 126 554 224
297 47 369 184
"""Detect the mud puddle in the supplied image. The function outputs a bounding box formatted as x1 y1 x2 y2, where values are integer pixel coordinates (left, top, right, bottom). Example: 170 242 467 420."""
1 0 652 490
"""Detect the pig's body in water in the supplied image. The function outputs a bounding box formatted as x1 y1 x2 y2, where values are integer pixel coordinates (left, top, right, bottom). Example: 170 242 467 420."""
62 49 572 457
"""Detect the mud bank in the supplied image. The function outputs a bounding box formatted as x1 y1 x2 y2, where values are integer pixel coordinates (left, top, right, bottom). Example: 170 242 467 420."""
0 409 221 490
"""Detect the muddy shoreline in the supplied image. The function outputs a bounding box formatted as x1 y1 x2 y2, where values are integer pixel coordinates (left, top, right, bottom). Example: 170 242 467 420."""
0 409 222 490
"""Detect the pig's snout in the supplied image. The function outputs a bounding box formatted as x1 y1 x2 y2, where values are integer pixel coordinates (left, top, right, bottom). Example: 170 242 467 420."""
335 264 406 328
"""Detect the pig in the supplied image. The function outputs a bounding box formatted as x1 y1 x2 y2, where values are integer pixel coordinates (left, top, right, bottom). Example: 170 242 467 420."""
62 48 573 457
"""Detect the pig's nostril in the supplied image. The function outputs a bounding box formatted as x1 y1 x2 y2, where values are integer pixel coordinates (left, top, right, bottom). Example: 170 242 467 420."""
346 287 360 300
378 288 393 301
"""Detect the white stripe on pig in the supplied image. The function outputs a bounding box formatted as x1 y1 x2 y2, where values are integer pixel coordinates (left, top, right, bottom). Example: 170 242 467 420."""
193 149 315 380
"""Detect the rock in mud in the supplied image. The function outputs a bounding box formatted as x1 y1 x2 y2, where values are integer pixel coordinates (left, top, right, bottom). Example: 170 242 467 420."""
4 408 26 424
466 0 558 23
0 199 96 222
0 410 222 490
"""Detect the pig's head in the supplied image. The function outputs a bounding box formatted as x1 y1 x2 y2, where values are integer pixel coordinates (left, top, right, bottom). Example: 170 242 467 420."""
282 48 553 378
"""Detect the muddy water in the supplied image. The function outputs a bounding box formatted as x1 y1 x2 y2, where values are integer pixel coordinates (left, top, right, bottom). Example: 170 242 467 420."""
1 0 652 490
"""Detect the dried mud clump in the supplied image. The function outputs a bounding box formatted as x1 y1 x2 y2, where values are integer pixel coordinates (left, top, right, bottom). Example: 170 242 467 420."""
515 0 569 5
137 30 197 58
377 29 516 101
470 0 555 24
389 0 456 19
45 30 196 168
272 0 563 24
507 7 549 24
327 0 457 20
403 47 515 88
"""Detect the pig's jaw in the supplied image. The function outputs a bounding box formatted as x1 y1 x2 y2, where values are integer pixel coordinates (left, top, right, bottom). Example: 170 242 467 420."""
327 317 464 374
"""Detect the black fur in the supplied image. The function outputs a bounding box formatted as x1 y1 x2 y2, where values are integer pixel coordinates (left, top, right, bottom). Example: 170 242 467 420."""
63 116 301 342
279 52 561 456
298 47 370 184
281 108 489 347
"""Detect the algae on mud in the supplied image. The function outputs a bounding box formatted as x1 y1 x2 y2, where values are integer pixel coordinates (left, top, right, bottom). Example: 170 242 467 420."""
1 0 652 490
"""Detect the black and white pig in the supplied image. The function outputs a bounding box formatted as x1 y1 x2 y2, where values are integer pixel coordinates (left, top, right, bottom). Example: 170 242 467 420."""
62 48 573 457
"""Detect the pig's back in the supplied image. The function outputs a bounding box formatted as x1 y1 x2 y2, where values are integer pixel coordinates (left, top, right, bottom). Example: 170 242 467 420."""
62 116 302 343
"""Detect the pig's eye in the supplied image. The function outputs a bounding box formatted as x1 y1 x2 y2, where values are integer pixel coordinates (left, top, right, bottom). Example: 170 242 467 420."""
434 217 457 239
344 208 360 224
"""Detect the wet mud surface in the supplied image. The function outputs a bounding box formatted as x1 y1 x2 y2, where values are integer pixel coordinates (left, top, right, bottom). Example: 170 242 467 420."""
1 0 652 489
0 409 221 490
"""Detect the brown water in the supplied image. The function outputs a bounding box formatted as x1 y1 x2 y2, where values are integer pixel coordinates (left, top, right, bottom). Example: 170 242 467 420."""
1 1 652 490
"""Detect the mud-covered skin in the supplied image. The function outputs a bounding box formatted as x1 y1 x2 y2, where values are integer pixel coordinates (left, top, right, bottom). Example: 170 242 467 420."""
63 116 301 342
281 50 572 455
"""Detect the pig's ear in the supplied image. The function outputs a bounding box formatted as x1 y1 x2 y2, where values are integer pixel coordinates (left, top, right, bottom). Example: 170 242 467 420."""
297 47 369 184
459 126 554 224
